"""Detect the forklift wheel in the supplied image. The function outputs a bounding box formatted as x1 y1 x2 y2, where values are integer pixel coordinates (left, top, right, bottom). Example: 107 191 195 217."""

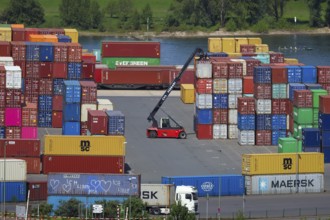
179 131 187 139
149 131 157 138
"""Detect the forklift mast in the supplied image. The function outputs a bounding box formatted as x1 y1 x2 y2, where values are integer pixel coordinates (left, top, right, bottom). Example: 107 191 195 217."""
147 47 205 128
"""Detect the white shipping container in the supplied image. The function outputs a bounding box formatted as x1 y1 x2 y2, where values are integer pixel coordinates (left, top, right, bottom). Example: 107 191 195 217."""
196 62 212 78
5 66 22 89
213 124 227 139
228 109 237 124
195 93 212 109
228 125 238 139
97 99 114 111
256 99 272 114
0 57 14 66
0 159 27 181
228 79 242 94
230 59 247 76
245 173 324 195
228 94 242 109
213 79 227 94
81 104 97 122
238 130 255 145
141 184 174 207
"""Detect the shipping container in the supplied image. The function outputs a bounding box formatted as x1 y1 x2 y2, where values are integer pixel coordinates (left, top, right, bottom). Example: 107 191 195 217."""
245 173 324 195
213 79 227 93
52 95 63 111
53 43 68 62
25 61 40 78
238 130 255 145
27 181 47 201
271 66 287 83
213 109 228 124
67 43 82 62
256 114 272 130
67 62 82 79
0 182 26 202
195 108 213 124
242 76 254 94
228 94 242 109
4 66 22 89
302 128 320 147
228 124 238 139
311 89 328 108
278 137 299 153
53 78 64 95
161 175 244 197
228 109 237 125
240 44 256 53
317 66 330 83
106 110 125 135
237 113 255 130
288 83 306 101
255 130 272 146
5 107 21 127
15 157 40 174
213 124 227 139
81 104 97 122
96 99 113 111
195 93 212 109
269 52 284 63
242 153 324 175
64 29 79 43
102 41 160 58
195 79 213 94
228 78 242 94
208 38 222 52
38 111 52 127
222 38 236 53
5 89 22 107
52 111 63 128
322 130 330 147
0 159 27 181
319 95 330 113
272 114 287 130
272 130 286 146
81 61 95 80
102 57 161 69
62 121 80 135
0 139 40 157
294 90 313 108
301 66 317 83
237 97 255 114
212 62 228 78
57 35 71 43
227 62 243 78
180 84 195 104
294 123 313 139
0 41 11 56
12 28 25 41
195 124 213 139
0 27 12 41
38 95 52 112
22 103 38 127
63 80 81 103
42 155 125 174
21 127 38 139
87 110 108 135
272 84 287 99
254 83 272 99
212 94 228 109
319 112 330 130
293 107 313 124
80 81 97 104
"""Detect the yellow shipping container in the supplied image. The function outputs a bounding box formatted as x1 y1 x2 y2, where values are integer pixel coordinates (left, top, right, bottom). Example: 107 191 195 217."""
235 37 248 53
248 37 262 45
226 52 242 58
222 38 235 53
208 38 222 53
64 28 79 43
255 44 269 53
180 84 195 104
284 58 299 64
0 27 12 42
44 135 126 156
242 153 324 175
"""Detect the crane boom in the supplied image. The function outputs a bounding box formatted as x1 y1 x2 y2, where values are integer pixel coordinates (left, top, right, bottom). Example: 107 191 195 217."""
147 47 205 127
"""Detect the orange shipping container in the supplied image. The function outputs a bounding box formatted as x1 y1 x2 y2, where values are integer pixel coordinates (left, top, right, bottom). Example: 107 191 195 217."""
11 24 24 28
29 34 44 42
43 35 58 43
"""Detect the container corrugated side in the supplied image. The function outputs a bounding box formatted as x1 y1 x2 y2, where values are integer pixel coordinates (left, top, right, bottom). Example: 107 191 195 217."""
97 98 114 111
0 182 27 202
101 57 161 69
141 184 174 206
0 159 27 181
242 153 324 175
64 28 79 43
44 135 126 156
27 181 48 201
245 173 324 195
0 27 12 41
180 84 195 104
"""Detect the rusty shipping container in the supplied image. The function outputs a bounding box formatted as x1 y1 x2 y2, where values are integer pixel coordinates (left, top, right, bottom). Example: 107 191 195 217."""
0 41 11 56
16 157 40 174
22 103 38 127
0 89 5 108
5 89 22 107
39 62 53 78
237 97 255 114
228 62 243 78
195 79 213 94
102 41 160 58
27 181 48 201
317 66 330 83
0 66 5 89
42 155 125 174
272 99 290 115
6 127 21 139
67 43 82 62
80 81 97 104
212 62 228 78
52 95 63 111
81 61 95 80
271 66 287 83
213 109 228 124
254 84 272 99
14 60 26 78
11 41 26 60
293 90 313 108
53 43 68 62
12 28 26 41
87 110 108 135
26 61 40 78
52 111 63 128
52 62 67 78
39 78 53 95
319 95 330 113
24 78 39 104
255 130 272 146
0 139 40 157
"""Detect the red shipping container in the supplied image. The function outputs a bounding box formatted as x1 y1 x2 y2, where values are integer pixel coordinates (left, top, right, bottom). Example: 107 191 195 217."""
246 59 261 76
25 28 39 41
269 52 284 63
13 60 26 78
289 115 294 134
0 89 5 108
317 66 330 83
81 61 95 80
102 41 160 58
195 79 213 94
271 66 287 83
52 95 63 111
0 66 5 89
52 62 67 78
52 111 63 128
80 121 88 135
228 62 243 78
42 155 125 174
255 130 272 146
12 28 26 41
254 83 272 99
5 127 21 139
0 41 11 56
319 95 330 114
237 97 255 114
21 127 38 139
0 108 4 126
0 139 40 157
80 81 97 104
293 90 313 108
175 68 195 85
240 44 256 53
67 42 82 62
5 89 22 107
53 43 68 62
94 65 108 83
87 110 108 135
272 99 289 115
321 83 330 94
15 157 40 174
11 41 26 60
243 76 254 94
213 109 228 124
26 61 40 78
82 54 97 63
24 78 39 104
27 181 48 201
195 124 213 139
39 78 53 95
22 103 38 127
39 62 53 78
212 62 228 78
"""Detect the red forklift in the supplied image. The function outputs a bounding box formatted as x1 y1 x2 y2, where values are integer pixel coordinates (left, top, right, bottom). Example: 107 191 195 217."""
146 48 206 139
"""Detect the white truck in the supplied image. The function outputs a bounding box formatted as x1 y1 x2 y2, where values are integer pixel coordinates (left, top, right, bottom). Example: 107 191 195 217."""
140 183 198 215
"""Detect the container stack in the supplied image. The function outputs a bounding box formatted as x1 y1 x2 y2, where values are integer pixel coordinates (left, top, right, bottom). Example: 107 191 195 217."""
80 81 97 135
319 95 330 163
237 97 255 145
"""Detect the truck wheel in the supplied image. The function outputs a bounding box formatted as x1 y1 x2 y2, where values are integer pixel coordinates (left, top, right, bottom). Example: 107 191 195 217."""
149 131 157 138
152 207 160 215
179 131 187 139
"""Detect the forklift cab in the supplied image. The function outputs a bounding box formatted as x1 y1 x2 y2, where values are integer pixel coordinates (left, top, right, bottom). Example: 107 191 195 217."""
160 118 171 128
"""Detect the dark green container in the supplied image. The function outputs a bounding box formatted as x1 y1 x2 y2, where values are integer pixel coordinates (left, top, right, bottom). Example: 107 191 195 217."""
293 123 313 138
101 57 161 69
293 107 313 124
311 89 328 108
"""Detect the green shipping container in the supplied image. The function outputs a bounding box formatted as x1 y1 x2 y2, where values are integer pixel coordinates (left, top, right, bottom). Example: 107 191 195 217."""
313 108 319 124
102 57 161 69
293 107 313 124
272 84 287 99
293 123 313 138
278 137 298 153
0 24 11 27
311 89 328 108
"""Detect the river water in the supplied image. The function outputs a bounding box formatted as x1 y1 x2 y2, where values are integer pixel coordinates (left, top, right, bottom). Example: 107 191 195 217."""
79 34 330 66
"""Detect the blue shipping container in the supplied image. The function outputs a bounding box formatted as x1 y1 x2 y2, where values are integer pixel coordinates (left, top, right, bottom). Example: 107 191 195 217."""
53 78 64 95
195 108 213 124
288 83 306 101
256 114 272 130
237 113 255 130
303 146 321 152
302 128 320 147
57 35 72 43
62 121 80 135
319 112 330 130
63 103 81 121
25 42 40 61
323 147 330 163
272 130 287 146
254 66 271 83
38 111 52 127
322 130 330 147
0 126 5 139
287 66 302 83
301 66 317 83
67 62 82 80
305 83 322 90
39 42 54 62
205 52 228 57
271 114 287 130
106 110 125 135
63 80 81 103
213 94 228 109
0 182 27 202
38 95 53 112
47 173 140 196
161 175 245 197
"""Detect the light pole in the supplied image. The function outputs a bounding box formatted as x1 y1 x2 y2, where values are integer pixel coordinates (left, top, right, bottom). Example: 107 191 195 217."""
129 177 136 220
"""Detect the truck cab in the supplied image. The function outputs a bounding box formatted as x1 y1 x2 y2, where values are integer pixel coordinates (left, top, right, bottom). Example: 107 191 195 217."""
175 185 198 214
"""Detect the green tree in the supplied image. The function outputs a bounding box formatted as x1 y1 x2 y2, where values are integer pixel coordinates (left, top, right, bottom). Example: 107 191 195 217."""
0 0 45 26
54 198 80 217
127 9 141 30
141 3 153 29
122 197 148 219
106 1 118 18
308 0 323 27
168 201 195 220
94 200 121 218
325 0 330 27
90 0 104 29
117 0 133 23
31 202 53 217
